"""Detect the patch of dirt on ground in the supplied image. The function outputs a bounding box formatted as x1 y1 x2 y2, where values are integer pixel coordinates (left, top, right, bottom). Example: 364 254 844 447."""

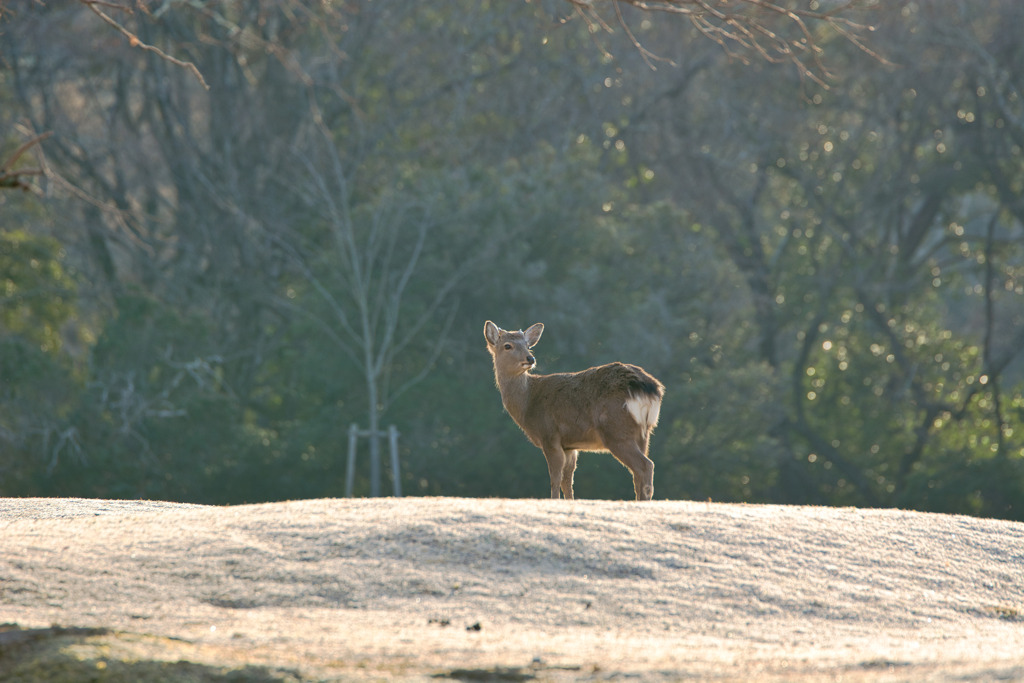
1 497 1023 681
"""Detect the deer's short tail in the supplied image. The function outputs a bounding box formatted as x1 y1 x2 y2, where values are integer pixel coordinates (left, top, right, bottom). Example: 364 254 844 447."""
623 366 664 432
625 392 662 432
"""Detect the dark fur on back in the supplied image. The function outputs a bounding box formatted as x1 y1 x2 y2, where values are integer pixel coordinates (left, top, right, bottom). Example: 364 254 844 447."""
536 362 662 398
618 363 665 399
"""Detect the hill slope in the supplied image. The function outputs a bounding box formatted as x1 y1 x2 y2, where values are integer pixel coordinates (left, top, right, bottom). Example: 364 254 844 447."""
2 497 1023 681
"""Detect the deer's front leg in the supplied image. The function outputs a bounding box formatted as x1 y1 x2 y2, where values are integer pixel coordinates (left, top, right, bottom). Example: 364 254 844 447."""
560 449 578 500
541 442 567 499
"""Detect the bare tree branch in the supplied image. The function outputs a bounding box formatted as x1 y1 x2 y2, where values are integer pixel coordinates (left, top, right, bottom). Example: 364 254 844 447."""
0 131 51 192
79 0 209 90
566 0 884 86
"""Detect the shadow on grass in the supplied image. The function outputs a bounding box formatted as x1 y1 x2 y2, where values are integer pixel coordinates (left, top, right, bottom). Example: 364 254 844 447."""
0 624 302 682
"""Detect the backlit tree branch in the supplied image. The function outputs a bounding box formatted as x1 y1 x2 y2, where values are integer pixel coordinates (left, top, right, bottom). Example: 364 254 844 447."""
566 0 884 86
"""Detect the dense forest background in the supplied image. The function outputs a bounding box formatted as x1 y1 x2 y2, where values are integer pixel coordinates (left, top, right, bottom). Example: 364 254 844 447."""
2 1 1023 519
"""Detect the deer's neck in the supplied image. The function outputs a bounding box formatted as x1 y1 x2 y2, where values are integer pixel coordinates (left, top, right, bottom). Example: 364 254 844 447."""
495 370 532 425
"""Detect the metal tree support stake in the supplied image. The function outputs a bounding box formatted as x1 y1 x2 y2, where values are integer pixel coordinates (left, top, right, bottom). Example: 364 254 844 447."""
345 423 401 497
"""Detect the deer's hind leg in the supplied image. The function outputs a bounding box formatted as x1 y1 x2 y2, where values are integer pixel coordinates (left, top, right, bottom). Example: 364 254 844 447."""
604 433 655 501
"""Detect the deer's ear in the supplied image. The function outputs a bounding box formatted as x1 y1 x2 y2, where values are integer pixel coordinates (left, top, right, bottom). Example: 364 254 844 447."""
484 320 501 346
524 323 544 348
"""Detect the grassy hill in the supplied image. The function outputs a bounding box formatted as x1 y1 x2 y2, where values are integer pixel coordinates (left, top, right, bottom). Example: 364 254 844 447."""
2 497 1023 681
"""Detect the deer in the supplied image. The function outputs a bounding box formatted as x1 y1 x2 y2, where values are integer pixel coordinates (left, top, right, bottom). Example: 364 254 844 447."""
484 321 665 501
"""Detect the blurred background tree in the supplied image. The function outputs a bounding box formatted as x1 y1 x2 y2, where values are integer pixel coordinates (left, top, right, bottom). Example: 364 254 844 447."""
1 0 1021 518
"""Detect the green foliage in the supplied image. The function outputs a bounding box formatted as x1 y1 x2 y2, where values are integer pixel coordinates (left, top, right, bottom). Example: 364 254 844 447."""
0 231 82 490
64 293 280 503
3 0 1023 519
0 230 76 352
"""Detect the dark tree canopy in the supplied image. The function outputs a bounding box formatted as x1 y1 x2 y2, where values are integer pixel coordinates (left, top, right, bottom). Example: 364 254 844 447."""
2 0 1023 518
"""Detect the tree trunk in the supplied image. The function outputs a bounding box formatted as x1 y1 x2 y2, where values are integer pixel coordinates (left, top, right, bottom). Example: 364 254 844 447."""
367 370 381 497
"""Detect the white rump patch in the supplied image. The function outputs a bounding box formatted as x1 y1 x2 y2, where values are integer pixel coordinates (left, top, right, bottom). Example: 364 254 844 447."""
624 394 661 431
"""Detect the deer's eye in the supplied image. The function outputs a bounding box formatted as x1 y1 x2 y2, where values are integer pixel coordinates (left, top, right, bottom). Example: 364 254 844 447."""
504 343 513 350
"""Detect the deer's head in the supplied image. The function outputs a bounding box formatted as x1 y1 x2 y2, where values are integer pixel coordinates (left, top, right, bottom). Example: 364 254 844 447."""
484 321 543 377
